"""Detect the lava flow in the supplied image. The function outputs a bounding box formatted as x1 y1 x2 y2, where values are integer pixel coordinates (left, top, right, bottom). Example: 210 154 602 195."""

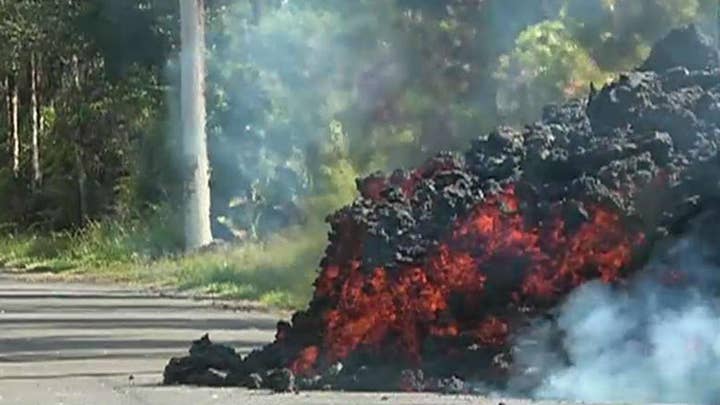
290 186 642 375
164 25 720 393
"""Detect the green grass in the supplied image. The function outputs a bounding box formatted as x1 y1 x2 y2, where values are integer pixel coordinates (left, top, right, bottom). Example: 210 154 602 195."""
0 219 327 310
147 224 325 308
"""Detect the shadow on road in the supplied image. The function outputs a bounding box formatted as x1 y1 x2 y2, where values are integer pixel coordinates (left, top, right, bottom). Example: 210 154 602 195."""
0 276 279 381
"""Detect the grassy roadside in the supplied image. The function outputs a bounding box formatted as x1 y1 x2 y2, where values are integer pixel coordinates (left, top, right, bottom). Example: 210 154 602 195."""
0 221 326 310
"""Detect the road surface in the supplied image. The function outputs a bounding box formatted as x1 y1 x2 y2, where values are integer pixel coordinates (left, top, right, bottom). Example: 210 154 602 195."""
0 274 587 405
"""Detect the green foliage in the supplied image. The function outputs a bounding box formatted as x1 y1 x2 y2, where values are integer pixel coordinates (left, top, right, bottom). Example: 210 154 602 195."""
304 120 358 213
168 223 326 309
496 20 611 122
204 2 392 240
562 0 707 70
0 206 182 270
0 218 323 310
1 192 322 310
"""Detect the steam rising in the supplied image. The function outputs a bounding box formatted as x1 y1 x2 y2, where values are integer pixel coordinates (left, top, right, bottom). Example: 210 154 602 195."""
512 217 720 403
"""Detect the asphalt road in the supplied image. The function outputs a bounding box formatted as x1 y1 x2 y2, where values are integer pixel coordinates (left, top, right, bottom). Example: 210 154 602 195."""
0 274 591 405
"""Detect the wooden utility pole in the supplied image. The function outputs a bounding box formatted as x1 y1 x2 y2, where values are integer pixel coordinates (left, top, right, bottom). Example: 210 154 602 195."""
180 0 213 249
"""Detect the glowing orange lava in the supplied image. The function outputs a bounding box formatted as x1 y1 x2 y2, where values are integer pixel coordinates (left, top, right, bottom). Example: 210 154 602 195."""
290 346 320 375
290 186 643 375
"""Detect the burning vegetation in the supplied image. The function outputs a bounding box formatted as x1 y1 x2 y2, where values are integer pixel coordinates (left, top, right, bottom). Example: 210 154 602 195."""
164 26 720 394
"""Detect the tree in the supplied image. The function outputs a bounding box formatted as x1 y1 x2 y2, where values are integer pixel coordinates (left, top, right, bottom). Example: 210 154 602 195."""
180 0 213 249
9 65 18 178
562 0 710 70
0 0 711 246
496 20 609 123
30 52 41 187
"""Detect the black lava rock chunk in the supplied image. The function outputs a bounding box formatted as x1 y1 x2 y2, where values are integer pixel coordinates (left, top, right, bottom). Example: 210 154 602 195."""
265 368 296 393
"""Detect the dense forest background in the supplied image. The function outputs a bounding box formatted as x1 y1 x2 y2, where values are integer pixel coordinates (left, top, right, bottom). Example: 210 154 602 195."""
0 0 717 306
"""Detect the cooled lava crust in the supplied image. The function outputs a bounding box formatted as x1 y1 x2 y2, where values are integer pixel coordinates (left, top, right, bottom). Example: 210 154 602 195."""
164 25 720 393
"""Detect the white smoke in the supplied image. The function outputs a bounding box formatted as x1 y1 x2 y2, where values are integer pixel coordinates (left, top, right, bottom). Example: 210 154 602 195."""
510 219 720 404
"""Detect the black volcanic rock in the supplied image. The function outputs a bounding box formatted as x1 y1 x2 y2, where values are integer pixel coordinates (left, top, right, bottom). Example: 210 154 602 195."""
163 334 243 386
265 368 296 392
164 26 720 393
163 356 227 387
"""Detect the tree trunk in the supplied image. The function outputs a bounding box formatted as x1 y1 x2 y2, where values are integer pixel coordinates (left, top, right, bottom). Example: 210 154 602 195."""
72 54 87 224
75 147 87 223
11 69 19 178
4 76 10 164
180 0 214 249
31 52 41 187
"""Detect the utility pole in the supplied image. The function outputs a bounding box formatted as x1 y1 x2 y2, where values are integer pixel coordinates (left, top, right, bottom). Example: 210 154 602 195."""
180 0 214 250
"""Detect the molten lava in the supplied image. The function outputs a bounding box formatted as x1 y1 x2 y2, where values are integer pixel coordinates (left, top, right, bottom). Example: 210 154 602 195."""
164 27 720 392
290 186 643 375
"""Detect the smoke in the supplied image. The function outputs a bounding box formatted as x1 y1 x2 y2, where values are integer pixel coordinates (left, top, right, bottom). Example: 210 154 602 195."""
195 1 720 242
200 1 412 240
510 215 720 404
